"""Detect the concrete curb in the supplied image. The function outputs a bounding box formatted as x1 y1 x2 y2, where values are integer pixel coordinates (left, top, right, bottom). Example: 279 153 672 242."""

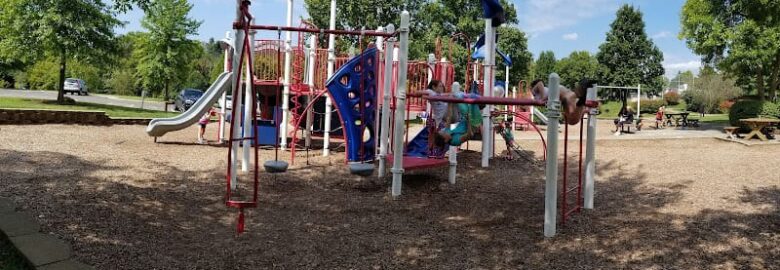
0 198 94 270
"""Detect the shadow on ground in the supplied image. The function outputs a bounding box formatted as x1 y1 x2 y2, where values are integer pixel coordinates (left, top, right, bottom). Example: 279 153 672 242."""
0 149 777 269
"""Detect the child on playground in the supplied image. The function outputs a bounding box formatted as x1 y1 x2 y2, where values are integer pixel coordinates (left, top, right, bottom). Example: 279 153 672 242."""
655 105 665 128
433 86 483 147
530 78 594 125
419 80 449 129
197 107 219 144
495 120 518 160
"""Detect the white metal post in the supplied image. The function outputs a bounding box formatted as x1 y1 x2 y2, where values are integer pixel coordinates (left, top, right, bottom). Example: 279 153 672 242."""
448 144 457 184
637 84 641 114
511 87 517 130
481 18 496 168
241 21 256 172
504 65 509 122
228 6 245 190
220 32 230 143
323 0 337 156
426 54 435 117
584 87 598 209
305 34 317 148
280 0 294 150
544 73 561 237
439 57 448 88
377 25 395 178
374 26 385 159
391 11 410 198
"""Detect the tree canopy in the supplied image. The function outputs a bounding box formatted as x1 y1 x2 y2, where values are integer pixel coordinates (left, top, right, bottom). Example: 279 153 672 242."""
556 51 602 88
534 51 557 82
136 0 202 100
680 0 780 101
597 5 665 96
0 0 121 102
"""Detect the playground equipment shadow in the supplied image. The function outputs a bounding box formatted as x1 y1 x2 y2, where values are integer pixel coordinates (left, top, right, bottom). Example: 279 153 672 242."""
0 124 778 269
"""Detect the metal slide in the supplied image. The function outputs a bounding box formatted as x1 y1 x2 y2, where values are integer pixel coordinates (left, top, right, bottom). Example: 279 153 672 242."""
146 72 232 137
532 108 549 124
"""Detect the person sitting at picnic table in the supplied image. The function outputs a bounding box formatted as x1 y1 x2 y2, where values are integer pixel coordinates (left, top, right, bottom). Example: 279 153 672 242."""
613 106 636 135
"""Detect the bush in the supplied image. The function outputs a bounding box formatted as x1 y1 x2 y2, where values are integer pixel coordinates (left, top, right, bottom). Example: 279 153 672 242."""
728 100 780 127
639 99 666 114
719 100 735 112
664 92 681 105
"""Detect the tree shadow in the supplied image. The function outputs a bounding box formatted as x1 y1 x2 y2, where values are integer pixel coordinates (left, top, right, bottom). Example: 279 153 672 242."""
1 147 778 269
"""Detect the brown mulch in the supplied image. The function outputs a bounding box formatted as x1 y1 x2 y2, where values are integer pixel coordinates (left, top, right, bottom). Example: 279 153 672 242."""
0 124 779 269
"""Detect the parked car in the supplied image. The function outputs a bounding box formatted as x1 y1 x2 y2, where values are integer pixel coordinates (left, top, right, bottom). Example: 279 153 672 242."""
218 95 233 110
174 88 204 111
63 78 88 95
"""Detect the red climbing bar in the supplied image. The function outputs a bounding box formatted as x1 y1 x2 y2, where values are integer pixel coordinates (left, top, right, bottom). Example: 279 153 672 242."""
247 25 395 37
424 95 546 106
584 100 600 108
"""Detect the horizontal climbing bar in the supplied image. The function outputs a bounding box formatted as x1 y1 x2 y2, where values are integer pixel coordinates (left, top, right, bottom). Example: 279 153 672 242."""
246 25 396 37
424 96 546 106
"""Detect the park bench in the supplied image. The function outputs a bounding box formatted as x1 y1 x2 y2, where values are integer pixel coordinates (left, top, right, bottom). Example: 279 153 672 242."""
687 119 700 127
723 126 741 139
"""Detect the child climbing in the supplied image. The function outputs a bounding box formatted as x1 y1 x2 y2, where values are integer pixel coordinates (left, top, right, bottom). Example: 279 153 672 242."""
495 120 520 160
530 78 594 125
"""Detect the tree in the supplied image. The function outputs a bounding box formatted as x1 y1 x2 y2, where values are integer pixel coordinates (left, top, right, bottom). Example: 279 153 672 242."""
596 5 665 97
555 51 601 88
496 27 532 88
535 51 556 82
136 0 202 100
0 0 121 102
680 0 780 101
304 0 528 83
685 72 743 113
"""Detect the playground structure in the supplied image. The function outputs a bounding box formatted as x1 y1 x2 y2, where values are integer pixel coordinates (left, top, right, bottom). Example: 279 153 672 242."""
145 0 603 238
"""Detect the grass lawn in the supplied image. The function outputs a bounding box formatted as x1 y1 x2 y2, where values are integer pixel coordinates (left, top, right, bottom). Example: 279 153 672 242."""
0 97 178 118
0 235 31 270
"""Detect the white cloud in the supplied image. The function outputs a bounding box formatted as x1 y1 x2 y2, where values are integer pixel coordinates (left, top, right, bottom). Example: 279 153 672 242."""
562 33 579 41
663 60 702 78
652 31 671 39
520 0 618 33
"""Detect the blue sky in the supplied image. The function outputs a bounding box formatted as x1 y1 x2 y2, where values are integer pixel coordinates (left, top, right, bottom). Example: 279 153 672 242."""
116 0 700 79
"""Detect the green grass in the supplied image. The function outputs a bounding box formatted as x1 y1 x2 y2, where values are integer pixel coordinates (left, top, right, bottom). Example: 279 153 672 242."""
0 235 32 270
0 97 179 118
688 113 729 124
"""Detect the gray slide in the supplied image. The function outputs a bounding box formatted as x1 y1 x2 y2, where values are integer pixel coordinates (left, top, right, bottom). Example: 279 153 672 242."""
532 108 549 124
146 72 232 137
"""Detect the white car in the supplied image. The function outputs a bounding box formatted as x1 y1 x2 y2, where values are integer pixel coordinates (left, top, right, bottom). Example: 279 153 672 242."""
64 78 88 96
219 95 233 110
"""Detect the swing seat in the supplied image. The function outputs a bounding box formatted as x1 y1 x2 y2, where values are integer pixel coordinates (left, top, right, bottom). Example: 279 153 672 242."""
264 160 289 173
349 163 375 176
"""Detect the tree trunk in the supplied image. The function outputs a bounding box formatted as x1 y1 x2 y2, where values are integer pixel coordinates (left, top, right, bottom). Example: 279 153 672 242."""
769 53 780 101
57 48 66 103
756 65 766 101
164 81 169 112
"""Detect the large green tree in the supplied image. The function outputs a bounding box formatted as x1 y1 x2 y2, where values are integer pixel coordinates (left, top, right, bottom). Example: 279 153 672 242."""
136 0 202 100
0 0 121 102
535 51 556 82
304 0 528 83
597 5 665 97
555 51 602 88
680 0 780 101
496 27 533 88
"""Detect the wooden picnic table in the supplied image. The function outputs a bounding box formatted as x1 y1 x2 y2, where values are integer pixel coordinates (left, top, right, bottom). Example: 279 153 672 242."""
664 112 690 127
739 118 780 141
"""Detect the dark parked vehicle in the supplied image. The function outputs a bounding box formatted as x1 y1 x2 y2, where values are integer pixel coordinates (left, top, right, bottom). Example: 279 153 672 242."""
175 88 204 111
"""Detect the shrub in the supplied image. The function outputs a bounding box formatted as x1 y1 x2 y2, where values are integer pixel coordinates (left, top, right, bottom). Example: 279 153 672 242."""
639 99 666 114
719 100 735 112
728 100 780 127
664 92 681 105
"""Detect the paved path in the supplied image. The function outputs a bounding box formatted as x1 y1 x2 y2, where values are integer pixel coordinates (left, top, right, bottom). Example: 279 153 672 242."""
0 89 167 111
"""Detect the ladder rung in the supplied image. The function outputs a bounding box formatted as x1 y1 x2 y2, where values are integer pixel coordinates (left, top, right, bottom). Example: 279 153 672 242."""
565 185 580 194
564 205 581 217
226 200 257 208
